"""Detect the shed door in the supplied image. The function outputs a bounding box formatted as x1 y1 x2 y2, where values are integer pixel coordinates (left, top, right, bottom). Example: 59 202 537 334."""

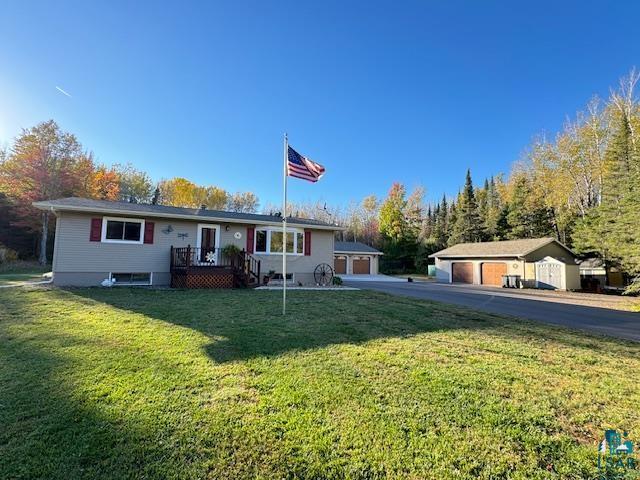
452 262 473 283
536 263 563 290
353 257 371 275
481 262 507 286
334 256 347 275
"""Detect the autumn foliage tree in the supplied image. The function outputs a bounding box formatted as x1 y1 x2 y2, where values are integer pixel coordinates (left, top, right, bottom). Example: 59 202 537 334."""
0 120 94 264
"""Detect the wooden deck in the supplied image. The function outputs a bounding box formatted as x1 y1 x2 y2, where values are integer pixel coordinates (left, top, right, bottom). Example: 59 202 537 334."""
170 246 260 289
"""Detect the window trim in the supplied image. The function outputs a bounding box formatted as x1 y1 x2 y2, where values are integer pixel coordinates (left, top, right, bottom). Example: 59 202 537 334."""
101 216 145 244
254 227 305 256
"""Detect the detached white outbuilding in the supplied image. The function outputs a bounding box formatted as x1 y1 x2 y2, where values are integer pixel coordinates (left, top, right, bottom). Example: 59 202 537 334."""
429 237 581 291
535 256 581 290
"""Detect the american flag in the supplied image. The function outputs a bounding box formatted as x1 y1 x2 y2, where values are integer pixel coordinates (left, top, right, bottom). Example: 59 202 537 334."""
287 146 325 182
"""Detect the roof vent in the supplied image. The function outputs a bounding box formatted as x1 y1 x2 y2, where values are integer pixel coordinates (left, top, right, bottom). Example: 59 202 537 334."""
200 204 207 210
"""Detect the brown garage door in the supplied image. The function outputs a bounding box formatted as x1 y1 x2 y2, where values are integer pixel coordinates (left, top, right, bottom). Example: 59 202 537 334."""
334 256 347 274
452 262 473 283
353 258 370 274
481 262 507 286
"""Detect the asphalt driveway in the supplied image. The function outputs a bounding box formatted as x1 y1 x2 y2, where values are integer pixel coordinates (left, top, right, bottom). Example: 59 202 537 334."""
345 280 640 342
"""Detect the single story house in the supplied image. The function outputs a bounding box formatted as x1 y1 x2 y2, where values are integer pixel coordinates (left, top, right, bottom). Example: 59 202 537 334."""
33 197 344 288
333 241 383 275
429 237 581 290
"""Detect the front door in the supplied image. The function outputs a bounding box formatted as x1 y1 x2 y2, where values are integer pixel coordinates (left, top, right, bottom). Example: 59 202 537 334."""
197 225 219 264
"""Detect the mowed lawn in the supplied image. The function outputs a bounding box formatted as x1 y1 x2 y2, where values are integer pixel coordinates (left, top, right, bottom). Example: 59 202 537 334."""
0 263 49 286
1 288 639 479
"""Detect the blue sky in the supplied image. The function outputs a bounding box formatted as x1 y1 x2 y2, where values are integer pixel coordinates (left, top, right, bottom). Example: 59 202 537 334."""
1 1 638 208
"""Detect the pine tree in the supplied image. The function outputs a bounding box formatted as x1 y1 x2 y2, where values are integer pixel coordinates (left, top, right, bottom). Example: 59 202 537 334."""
431 195 449 249
448 170 484 245
506 175 553 239
484 177 504 240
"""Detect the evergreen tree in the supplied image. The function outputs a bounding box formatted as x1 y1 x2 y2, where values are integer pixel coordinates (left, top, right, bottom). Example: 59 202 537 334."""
477 178 489 239
430 195 449 249
448 170 484 245
484 177 505 240
446 194 459 246
506 175 554 239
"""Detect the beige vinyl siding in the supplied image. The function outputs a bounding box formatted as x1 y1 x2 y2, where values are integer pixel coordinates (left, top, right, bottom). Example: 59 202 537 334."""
53 212 195 274
52 212 335 286
254 230 335 283
219 224 248 249
523 242 575 262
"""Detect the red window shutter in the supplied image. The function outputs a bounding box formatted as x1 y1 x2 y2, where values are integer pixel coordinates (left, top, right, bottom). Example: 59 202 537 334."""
90 218 102 241
246 227 255 253
144 221 155 244
304 230 311 256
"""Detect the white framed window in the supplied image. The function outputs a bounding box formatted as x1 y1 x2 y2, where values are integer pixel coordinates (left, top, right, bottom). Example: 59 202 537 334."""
109 272 153 286
254 227 304 255
102 217 145 244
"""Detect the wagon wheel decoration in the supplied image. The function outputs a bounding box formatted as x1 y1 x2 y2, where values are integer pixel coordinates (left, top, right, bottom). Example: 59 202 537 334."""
314 263 334 286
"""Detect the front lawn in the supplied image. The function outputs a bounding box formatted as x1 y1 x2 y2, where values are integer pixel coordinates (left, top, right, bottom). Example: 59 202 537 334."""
0 262 50 286
1 288 639 479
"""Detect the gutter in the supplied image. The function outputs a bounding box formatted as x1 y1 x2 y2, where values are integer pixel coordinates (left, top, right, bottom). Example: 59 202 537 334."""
334 251 383 256
428 254 528 259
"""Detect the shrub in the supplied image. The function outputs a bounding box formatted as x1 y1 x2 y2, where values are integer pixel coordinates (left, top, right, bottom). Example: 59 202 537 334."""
0 245 18 264
332 276 343 286
221 244 242 259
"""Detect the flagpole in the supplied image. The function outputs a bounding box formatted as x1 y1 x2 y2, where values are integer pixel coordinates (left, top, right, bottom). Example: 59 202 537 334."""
282 133 288 315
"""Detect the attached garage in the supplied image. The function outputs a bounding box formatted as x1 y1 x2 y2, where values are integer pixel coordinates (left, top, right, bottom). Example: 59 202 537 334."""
452 262 473 283
333 241 383 276
481 262 507 286
352 257 371 274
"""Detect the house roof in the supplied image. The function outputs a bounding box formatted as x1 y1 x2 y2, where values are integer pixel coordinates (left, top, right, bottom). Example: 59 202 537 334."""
577 257 605 269
334 241 383 255
428 237 575 259
33 197 344 231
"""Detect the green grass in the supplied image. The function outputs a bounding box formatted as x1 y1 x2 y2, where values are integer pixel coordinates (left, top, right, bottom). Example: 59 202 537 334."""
0 260 50 274
0 262 50 286
0 272 47 286
1 288 639 479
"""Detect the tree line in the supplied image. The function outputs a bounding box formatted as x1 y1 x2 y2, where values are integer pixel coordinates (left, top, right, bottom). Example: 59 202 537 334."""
1 70 638 292
0 120 259 263
311 70 638 292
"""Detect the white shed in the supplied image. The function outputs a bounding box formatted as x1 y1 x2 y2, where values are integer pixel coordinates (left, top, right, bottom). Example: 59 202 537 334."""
535 256 580 291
